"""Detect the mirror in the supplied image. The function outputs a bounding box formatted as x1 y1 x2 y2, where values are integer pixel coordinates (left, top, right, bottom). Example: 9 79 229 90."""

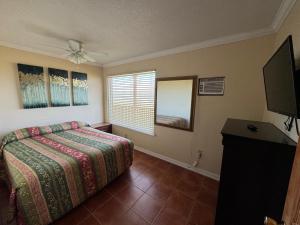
155 76 197 131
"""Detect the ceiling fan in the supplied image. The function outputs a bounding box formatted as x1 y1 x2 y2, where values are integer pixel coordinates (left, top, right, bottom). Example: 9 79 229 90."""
65 39 100 64
36 39 108 65
22 22 108 64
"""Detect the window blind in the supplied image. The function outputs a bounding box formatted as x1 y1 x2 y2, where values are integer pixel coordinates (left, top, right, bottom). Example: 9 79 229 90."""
107 71 156 135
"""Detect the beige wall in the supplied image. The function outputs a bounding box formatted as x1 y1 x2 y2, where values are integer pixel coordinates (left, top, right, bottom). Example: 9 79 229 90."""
0 46 104 137
104 35 275 176
263 1 300 142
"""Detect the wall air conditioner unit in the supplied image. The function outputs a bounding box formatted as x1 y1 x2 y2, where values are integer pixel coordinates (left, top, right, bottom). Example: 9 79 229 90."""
198 77 225 96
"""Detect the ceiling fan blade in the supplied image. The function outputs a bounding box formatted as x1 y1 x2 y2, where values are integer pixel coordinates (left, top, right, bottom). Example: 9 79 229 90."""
67 53 87 64
67 55 78 64
82 53 96 63
88 51 109 57
66 51 96 64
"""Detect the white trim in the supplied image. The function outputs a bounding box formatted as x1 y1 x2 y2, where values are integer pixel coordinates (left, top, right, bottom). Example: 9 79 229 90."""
134 145 220 181
101 0 297 68
272 0 297 32
103 27 274 68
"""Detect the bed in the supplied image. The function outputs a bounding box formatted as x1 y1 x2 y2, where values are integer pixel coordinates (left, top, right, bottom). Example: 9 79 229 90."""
0 121 134 225
156 115 189 129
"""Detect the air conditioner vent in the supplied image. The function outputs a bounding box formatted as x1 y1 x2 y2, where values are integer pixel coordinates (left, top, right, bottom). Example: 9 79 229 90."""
198 77 225 96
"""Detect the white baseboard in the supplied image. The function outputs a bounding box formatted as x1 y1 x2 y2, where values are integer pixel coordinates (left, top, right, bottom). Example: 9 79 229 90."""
134 145 220 181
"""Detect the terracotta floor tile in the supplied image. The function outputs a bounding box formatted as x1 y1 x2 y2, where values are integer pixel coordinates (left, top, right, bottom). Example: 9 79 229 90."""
187 202 215 225
142 156 159 167
131 175 155 192
146 182 174 200
153 209 187 225
166 164 186 177
176 180 201 200
133 153 143 161
142 168 163 180
203 177 219 193
130 165 149 177
132 161 153 172
78 215 101 225
53 205 90 225
133 150 148 159
84 190 112 212
126 166 145 180
114 185 144 208
164 191 194 219
153 159 172 172
180 170 204 187
197 186 218 209
110 210 150 225
158 174 180 188
105 176 130 195
121 168 141 181
92 197 128 225
132 193 165 223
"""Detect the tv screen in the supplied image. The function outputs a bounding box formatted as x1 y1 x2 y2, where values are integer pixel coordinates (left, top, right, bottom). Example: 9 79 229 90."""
263 35 299 118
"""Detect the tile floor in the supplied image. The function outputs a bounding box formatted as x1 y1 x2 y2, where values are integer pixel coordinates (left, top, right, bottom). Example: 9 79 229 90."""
0 150 219 225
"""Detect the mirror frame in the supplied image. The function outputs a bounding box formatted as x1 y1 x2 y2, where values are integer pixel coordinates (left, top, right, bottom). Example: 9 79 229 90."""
154 75 197 132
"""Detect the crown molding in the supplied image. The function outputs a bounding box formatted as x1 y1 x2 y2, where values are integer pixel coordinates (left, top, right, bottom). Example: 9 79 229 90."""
272 0 296 32
103 0 297 68
0 40 99 66
103 27 274 68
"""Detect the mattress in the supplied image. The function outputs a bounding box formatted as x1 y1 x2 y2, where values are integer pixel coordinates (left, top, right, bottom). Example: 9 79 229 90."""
0 121 133 225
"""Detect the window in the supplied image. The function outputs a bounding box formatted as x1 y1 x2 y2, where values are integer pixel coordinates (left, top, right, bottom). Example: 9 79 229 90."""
107 71 156 135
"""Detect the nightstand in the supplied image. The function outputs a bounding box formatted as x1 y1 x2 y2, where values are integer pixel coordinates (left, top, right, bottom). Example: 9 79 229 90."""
91 123 112 133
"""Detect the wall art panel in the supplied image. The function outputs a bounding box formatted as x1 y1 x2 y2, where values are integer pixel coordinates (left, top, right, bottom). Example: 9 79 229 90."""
48 68 70 107
17 63 48 109
71 71 88 106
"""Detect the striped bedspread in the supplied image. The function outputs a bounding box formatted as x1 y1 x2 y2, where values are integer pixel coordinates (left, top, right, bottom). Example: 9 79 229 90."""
0 122 133 225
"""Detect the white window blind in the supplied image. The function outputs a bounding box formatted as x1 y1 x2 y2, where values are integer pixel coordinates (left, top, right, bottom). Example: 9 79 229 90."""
107 71 156 135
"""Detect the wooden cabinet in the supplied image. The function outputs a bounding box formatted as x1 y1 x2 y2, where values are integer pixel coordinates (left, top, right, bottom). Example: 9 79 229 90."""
215 119 296 225
91 123 112 133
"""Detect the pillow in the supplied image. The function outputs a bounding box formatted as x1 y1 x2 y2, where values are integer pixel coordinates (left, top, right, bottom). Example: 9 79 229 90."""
0 121 88 152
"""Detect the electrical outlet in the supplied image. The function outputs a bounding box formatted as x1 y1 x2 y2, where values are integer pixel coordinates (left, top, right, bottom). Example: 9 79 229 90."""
195 150 203 159
197 150 203 159
192 150 203 167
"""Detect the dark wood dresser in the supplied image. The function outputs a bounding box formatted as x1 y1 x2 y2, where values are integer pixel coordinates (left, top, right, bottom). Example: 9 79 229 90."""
91 123 112 133
215 118 296 225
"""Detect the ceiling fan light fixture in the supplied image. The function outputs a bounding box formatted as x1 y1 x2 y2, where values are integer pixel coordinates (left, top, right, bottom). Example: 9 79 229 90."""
68 39 81 52
62 40 99 64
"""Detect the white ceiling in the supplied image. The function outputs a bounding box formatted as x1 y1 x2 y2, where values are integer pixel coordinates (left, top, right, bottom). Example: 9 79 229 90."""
0 0 291 66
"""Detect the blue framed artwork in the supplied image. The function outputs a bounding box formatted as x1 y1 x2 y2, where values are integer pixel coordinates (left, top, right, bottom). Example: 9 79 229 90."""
17 64 48 109
71 71 88 106
48 68 70 107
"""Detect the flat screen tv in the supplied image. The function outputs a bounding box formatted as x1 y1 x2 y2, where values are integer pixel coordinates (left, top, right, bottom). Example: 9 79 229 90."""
263 35 299 118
